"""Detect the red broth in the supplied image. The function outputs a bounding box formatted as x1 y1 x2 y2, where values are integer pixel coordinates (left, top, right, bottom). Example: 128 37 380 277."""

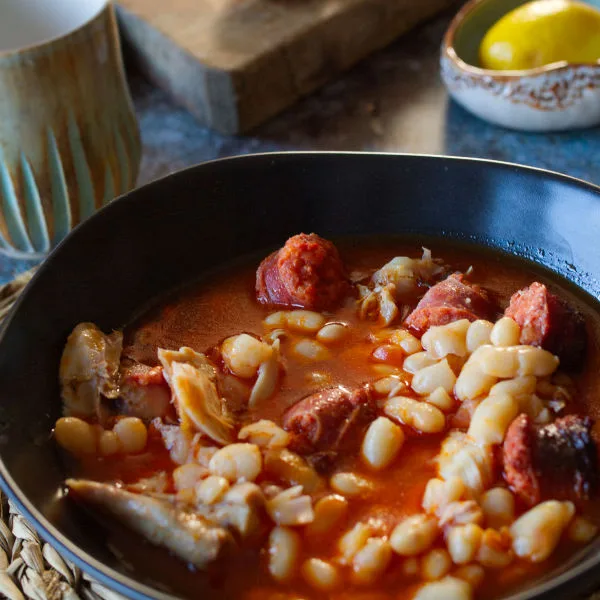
66 239 600 599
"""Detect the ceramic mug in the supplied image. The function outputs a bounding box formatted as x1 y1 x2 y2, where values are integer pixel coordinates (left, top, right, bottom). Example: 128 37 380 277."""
0 0 141 257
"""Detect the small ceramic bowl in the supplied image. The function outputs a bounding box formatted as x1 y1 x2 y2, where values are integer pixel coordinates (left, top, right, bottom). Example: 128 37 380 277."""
0 0 141 257
440 0 600 132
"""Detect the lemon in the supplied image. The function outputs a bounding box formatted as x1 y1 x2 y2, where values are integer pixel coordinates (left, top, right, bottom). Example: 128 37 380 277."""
479 0 600 70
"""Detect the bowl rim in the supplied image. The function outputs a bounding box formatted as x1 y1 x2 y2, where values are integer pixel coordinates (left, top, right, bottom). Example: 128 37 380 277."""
442 0 600 79
2 151 600 600
0 0 110 61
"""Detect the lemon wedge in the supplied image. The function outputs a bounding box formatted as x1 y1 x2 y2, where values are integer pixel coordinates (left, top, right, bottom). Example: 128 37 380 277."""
479 0 600 70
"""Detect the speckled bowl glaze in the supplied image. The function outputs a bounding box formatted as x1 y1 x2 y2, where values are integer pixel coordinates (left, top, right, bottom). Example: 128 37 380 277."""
0 0 141 257
441 0 600 132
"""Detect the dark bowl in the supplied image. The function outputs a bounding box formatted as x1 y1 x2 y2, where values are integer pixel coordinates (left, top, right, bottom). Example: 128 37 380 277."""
1 152 600 600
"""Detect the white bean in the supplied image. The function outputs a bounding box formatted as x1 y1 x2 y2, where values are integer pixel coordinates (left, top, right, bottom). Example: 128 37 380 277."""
466 320 494 353
511 501 575 562
195 475 229 505
414 576 473 600
317 322 349 344
568 516 598 543
490 317 521 347
476 528 513 568
301 558 341 591
287 310 326 334
490 375 536 398
421 548 452 580
403 351 438 374
437 433 494 497
454 360 497 402
391 329 423 355
98 430 121 456
453 564 485 589
268 527 301 582
221 334 273 378
439 501 483 529
264 311 288 328
238 420 290 448
467 392 519 446
55 417 97 456
480 488 515 529
292 339 331 361
446 524 483 565
426 387 455 412
352 537 393 585
173 463 207 492
373 375 407 397
385 397 445 434
422 477 467 516
390 514 438 556
209 443 262 482
338 522 372 563
422 320 470 359
472 345 559 378
330 472 374 497
113 418 147 454
264 449 323 493
362 417 405 470
266 485 314 526
412 359 457 395
305 494 348 537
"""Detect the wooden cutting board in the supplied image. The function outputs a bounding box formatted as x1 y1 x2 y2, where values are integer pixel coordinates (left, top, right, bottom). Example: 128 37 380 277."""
116 0 456 134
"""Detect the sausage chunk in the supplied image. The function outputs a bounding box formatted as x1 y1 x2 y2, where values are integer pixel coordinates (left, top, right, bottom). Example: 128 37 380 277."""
256 233 348 311
282 386 376 458
404 273 496 336
503 413 599 506
505 282 586 369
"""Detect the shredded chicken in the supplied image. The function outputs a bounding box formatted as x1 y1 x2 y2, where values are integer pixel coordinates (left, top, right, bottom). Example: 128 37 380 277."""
59 323 122 420
357 249 443 325
372 248 443 296
170 362 235 445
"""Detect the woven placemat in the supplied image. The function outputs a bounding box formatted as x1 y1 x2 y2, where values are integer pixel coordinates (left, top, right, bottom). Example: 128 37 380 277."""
0 270 598 600
0 269 126 600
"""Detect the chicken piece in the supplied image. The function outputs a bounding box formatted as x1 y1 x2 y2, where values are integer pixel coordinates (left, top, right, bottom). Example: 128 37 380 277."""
404 273 496 336
158 347 217 384
60 323 122 420
171 362 235 445
196 482 266 539
157 347 235 445
119 363 172 421
371 249 444 298
67 479 235 569
437 431 495 497
256 233 349 311
282 386 377 461
503 413 599 506
505 282 586 369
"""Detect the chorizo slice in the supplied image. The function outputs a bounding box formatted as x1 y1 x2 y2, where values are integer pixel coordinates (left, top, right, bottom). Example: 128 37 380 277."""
504 282 586 369
503 413 599 506
282 386 376 457
404 273 496 336
256 233 349 311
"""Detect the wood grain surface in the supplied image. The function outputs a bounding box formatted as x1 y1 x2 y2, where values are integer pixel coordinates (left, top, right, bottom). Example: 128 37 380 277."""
116 0 456 134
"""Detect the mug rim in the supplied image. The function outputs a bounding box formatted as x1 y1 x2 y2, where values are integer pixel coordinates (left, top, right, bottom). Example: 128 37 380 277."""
0 0 110 60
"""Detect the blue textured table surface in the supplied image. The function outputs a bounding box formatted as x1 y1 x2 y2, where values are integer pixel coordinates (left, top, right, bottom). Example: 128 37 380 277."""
2 11 598 284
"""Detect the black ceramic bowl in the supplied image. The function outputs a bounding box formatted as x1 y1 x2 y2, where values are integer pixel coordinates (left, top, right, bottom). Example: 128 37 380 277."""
1 153 600 600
